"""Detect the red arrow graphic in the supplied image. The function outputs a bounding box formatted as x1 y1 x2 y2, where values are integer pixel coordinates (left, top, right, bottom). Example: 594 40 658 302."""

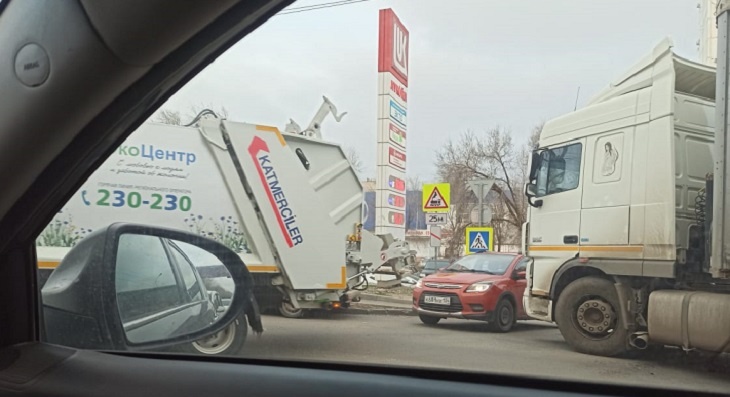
248 136 294 248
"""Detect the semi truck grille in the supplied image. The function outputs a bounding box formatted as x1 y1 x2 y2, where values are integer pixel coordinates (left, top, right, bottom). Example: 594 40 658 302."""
419 292 463 313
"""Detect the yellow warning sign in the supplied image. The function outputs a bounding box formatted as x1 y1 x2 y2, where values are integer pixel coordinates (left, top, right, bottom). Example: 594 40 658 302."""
422 183 450 212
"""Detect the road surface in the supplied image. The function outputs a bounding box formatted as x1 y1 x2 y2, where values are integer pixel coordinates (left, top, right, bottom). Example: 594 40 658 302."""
241 314 730 394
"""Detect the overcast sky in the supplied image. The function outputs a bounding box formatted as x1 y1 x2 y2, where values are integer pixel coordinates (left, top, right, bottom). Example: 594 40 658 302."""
158 0 703 181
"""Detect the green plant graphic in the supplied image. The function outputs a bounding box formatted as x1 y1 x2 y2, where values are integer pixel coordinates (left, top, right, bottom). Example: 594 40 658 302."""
184 214 251 254
36 212 92 247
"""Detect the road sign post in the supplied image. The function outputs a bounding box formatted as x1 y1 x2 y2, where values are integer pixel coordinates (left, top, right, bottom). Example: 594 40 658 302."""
430 225 441 260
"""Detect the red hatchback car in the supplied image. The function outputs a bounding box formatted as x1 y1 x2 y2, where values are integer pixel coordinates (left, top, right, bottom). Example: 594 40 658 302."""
413 252 531 332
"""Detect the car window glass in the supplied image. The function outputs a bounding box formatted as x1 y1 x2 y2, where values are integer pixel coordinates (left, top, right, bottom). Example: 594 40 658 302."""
536 143 582 197
115 234 183 322
424 260 448 270
514 259 528 273
168 241 203 301
31 1 730 392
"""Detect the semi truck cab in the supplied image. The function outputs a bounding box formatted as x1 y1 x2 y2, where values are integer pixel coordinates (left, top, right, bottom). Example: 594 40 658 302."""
522 39 726 356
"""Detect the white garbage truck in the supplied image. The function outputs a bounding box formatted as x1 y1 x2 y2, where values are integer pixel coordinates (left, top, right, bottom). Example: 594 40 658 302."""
37 97 414 325
522 36 730 357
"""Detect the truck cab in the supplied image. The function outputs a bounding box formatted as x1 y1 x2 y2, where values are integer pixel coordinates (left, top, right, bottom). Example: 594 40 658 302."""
522 39 720 356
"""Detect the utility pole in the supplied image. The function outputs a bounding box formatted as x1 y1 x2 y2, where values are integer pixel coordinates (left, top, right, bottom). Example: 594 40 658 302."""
478 184 484 227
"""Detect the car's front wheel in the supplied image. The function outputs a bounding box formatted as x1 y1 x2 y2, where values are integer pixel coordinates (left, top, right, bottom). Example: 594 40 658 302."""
418 314 441 325
173 313 248 356
487 298 515 332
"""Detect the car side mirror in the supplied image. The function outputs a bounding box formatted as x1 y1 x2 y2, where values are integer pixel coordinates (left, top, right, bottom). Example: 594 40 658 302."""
514 270 527 280
41 222 260 351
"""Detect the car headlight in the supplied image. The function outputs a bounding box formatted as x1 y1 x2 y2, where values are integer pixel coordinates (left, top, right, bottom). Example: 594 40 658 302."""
465 282 492 293
415 279 423 288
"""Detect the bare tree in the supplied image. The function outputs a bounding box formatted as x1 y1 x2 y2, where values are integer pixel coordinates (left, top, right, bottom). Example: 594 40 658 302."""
438 167 475 259
405 176 423 230
154 109 182 125
528 122 543 150
435 125 542 253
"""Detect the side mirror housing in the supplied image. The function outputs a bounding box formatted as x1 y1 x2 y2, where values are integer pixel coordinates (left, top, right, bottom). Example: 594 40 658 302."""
514 271 527 280
41 222 260 352
524 182 543 208
525 183 538 196
528 150 541 181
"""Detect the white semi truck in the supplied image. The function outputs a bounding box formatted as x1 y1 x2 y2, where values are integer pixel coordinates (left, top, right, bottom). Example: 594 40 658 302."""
522 35 730 357
36 97 414 323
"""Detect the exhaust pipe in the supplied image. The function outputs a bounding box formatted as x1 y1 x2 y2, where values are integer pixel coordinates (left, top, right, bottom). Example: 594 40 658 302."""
629 332 649 350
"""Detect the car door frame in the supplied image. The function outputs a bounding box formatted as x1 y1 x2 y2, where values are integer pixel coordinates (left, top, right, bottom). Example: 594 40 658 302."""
510 257 530 319
0 0 294 349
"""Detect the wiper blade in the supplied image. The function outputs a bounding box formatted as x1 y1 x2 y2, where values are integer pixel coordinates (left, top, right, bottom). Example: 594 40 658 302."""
468 269 495 274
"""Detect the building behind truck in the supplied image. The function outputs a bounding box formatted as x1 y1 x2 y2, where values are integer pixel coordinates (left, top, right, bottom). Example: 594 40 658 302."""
37 99 415 321
522 37 730 356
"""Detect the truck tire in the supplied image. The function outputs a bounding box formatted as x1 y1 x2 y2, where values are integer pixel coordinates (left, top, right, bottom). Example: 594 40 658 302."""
279 300 305 318
179 313 248 356
487 298 515 333
555 276 628 357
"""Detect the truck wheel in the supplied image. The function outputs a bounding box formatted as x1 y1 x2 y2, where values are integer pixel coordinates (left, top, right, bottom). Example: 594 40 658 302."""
279 300 304 318
555 277 628 357
418 314 440 325
185 314 247 356
487 298 515 333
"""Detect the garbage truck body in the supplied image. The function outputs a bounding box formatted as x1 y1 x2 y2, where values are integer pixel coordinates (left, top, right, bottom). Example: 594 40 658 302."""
37 109 413 319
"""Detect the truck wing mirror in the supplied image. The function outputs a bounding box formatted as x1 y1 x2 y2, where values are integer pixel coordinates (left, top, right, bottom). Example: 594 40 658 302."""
41 223 259 351
528 150 541 181
524 183 543 208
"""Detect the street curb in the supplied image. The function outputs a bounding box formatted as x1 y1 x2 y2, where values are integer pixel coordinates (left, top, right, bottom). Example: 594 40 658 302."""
360 293 412 305
347 307 416 316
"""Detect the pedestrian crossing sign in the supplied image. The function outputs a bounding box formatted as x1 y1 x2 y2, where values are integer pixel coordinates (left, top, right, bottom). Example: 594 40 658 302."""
422 183 450 212
465 227 494 254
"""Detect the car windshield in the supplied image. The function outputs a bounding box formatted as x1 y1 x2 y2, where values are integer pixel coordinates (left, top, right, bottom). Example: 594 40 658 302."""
445 255 513 275
33 0 730 394
424 260 448 270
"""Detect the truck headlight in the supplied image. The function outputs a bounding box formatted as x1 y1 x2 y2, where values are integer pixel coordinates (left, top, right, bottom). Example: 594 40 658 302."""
466 282 492 293
415 279 423 288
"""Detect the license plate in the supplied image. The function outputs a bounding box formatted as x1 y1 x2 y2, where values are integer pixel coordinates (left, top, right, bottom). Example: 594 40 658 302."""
424 295 451 305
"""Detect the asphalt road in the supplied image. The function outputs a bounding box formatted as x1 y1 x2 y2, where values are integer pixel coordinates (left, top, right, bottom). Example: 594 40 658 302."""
241 314 730 394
